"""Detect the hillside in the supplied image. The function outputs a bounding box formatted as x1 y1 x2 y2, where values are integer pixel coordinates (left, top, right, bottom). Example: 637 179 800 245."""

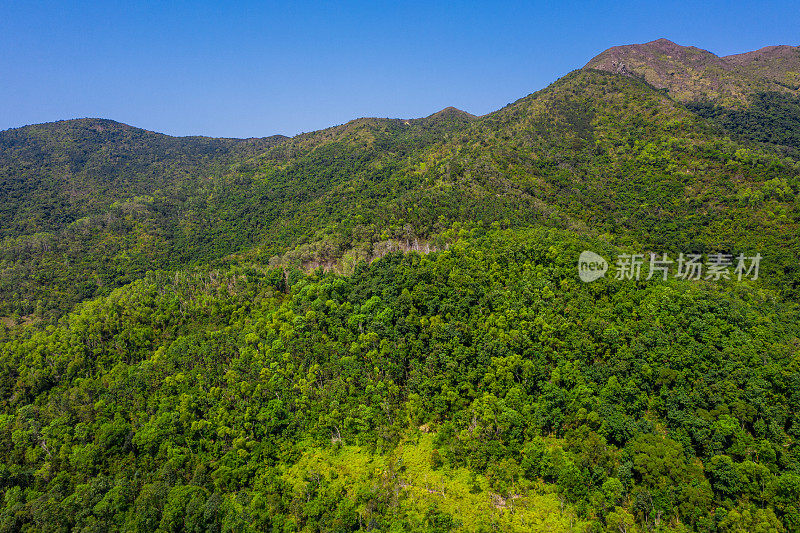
584 39 800 154
257 69 800 302
0 110 484 321
0 39 800 532
584 38 800 105
0 118 288 237
0 227 797 531
4 69 800 320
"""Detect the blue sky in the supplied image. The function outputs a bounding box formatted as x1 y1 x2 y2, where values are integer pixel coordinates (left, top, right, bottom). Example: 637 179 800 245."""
1 1 798 138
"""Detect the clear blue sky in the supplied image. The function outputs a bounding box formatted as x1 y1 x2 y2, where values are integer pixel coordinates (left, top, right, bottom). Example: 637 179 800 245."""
1 1 798 138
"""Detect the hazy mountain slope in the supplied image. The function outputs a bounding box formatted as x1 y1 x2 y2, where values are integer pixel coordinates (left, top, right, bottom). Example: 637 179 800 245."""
0 118 287 237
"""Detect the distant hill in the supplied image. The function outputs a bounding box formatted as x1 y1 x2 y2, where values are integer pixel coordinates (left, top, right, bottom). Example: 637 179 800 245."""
4 54 800 321
0 118 288 237
586 38 800 154
0 110 478 319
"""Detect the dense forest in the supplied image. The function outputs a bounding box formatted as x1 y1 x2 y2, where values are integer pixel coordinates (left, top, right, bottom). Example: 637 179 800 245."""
1 39 799 531
687 92 800 152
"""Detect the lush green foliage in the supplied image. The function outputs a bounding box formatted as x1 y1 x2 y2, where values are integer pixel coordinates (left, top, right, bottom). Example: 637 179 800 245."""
2 47 800 531
0 119 286 320
687 92 800 151
0 228 797 531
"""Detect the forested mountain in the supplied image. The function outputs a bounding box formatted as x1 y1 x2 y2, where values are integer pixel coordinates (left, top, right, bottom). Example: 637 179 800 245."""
0 40 799 531
0 120 288 320
584 38 800 105
0 109 484 320
586 38 800 153
4 68 800 322
0 119 289 236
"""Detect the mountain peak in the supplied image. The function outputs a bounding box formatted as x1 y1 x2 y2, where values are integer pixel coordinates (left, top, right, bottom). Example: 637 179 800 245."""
635 38 699 53
5 118 136 135
425 106 476 120
584 39 800 104
585 38 718 74
721 44 800 66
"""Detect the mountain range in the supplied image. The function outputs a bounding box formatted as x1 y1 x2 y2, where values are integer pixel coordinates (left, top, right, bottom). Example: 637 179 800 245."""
0 39 798 532
586 38 800 104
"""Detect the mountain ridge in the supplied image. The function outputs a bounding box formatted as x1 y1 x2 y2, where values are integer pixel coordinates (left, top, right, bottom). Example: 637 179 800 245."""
585 38 800 105
1 107 478 142
2 55 800 320
6 38 798 140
